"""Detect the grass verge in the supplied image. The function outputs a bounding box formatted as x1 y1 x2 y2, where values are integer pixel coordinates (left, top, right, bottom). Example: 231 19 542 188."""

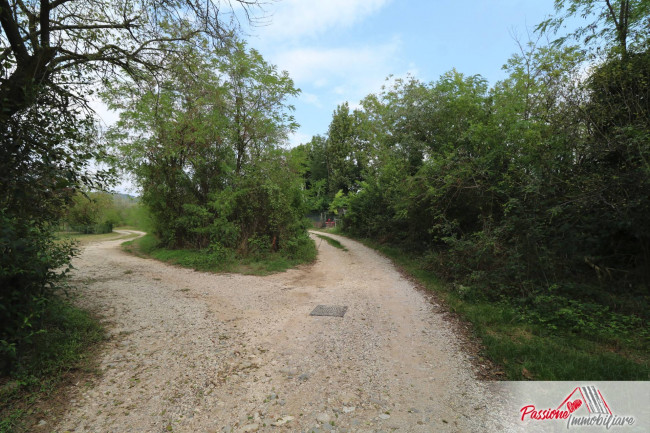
122 233 317 276
315 234 348 251
346 237 649 381
0 298 104 432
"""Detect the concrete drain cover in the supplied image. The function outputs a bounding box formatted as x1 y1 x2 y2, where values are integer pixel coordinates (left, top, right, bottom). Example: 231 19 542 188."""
310 305 348 317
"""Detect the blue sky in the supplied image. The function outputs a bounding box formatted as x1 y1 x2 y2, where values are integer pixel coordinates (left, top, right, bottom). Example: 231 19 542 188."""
240 0 561 147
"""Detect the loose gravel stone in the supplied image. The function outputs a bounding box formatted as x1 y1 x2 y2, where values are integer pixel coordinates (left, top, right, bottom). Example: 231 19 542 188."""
50 230 512 432
316 412 331 424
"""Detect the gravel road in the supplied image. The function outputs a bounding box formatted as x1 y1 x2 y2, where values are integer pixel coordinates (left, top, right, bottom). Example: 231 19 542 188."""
51 230 516 433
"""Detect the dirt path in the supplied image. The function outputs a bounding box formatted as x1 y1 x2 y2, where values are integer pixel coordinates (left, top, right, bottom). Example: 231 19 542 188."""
52 230 514 433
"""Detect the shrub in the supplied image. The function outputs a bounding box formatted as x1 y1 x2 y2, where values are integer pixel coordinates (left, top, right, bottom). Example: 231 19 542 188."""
0 212 75 373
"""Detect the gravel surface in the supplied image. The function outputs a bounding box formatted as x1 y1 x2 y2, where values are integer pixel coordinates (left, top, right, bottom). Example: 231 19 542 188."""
51 230 517 432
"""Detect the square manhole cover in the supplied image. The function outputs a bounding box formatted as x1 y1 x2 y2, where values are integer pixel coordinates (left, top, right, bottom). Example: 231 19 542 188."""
310 305 348 317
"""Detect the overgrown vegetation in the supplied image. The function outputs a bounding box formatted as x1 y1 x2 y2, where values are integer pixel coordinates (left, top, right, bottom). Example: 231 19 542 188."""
302 2 650 379
123 233 316 275
0 299 104 432
0 0 264 374
348 235 649 380
0 100 101 372
105 37 316 267
0 0 273 423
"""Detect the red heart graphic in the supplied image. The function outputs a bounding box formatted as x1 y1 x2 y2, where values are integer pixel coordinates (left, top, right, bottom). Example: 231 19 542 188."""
567 399 582 413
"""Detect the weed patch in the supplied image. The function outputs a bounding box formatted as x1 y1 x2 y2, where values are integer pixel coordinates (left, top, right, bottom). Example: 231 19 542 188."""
0 298 104 432
123 233 316 276
315 234 347 251
350 236 649 381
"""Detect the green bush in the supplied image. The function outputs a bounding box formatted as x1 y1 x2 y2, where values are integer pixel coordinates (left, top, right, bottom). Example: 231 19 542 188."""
125 232 316 276
522 293 646 342
283 233 318 261
69 221 113 234
335 49 650 325
1 297 103 431
0 211 75 373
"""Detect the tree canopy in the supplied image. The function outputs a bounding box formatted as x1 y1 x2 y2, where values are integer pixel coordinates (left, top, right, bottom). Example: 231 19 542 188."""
0 0 263 371
104 39 310 256
537 0 650 56
0 0 263 121
299 4 649 358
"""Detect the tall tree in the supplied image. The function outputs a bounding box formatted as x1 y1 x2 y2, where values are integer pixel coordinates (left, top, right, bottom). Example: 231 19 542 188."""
220 43 299 175
326 103 355 195
325 102 372 196
0 0 261 370
105 39 303 253
0 0 262 121
538 0 650 57
303 135 330 212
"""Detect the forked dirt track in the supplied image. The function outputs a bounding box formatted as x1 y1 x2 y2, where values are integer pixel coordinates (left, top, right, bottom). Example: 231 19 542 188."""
53 230 515 433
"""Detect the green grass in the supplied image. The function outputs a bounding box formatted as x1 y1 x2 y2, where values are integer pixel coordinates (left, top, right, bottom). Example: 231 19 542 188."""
315 234 348 251
0 298 104 432
348 237 649 381
123 233 317 276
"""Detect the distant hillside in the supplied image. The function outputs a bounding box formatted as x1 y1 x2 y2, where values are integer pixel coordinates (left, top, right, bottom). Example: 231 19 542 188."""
112 193 139 206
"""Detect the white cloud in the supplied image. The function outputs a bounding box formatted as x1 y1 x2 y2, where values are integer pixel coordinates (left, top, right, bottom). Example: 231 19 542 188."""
287 131 312 148
260 0 391 40
275 38 420 143
300 92 322 107
237 0 407 142
273 38 401 92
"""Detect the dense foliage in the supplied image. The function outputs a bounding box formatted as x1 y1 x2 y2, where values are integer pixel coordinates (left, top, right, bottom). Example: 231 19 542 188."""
62 191 150 233
0 88 106 371
105 40 313 259
2 0 646 380
301 5 649 343
1 0 261 372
